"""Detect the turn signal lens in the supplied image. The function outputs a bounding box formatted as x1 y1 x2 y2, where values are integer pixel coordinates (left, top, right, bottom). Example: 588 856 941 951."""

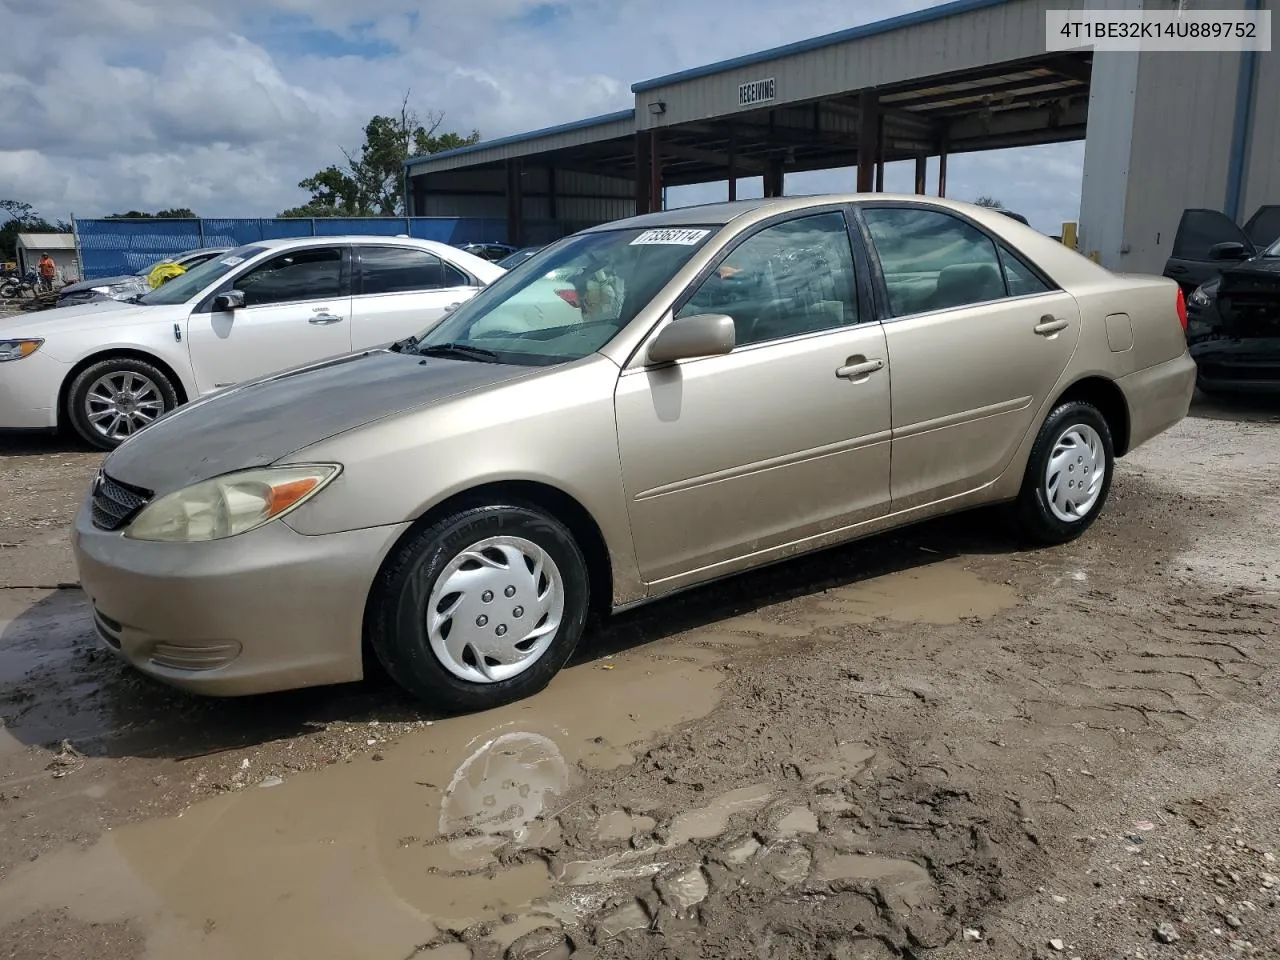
124 465 340 542
0 339 44 362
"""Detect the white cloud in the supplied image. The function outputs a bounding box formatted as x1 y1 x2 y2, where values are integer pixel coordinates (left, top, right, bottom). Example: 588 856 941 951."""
1 0 1084 230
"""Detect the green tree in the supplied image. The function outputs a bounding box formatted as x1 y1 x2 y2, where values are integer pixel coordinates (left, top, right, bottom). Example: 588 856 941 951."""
973 195 1005 209
105 208 198 219
285 91 480 218
0 200 68 260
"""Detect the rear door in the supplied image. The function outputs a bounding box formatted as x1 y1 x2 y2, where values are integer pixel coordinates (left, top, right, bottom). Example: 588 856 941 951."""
351 244 482 349
1163 208 1257 293
859 202 1081 512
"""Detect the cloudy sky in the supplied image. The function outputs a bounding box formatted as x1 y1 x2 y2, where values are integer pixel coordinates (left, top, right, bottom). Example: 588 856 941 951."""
1 0 1085 233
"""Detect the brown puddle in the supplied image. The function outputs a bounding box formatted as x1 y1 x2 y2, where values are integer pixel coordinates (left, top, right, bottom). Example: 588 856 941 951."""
0 648 724 959
815 558 1019 624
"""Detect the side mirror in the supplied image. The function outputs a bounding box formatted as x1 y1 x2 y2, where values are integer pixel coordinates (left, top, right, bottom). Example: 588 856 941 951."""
1208 241 1250 261
213 290 245 312
646 313 736 365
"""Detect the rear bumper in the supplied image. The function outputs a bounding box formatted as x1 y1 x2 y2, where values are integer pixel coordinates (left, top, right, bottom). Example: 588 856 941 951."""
1119 351 1197 452
0 349 70 429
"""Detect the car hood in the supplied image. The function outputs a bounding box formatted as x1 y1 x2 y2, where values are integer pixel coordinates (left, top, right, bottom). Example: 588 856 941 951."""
59 274 141 295
0 298 140 335
102 350 538 496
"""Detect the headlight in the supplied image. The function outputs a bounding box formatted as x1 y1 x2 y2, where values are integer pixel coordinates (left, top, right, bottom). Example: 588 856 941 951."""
91 281 144 300
124 464 341 542
1189 278 1220 307
0 339 43 362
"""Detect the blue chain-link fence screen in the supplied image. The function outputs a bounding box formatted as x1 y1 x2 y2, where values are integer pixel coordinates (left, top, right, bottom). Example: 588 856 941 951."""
72 216 536 279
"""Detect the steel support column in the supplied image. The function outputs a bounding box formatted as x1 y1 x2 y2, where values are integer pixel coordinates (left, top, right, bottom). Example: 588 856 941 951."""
914 153 928 194
875 113 886 191
635 132 653 215
727 125 737 202
857 90 879 193
505 159 523 247
547 165 558 223
937 131 949 197
650 130 663 211
764 158 785 197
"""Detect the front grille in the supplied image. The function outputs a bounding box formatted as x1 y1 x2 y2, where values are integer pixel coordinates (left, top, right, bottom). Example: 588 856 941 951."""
91 472 153 531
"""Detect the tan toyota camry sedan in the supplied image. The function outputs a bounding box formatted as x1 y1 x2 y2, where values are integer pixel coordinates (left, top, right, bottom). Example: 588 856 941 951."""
72 195 1197 712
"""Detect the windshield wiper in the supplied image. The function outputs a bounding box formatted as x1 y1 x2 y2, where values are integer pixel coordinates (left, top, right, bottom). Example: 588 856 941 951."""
388 334 419 353
417 342 501 363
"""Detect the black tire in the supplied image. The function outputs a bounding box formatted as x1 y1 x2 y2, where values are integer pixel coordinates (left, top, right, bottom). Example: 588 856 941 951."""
1013 401 1115 546
367 503 590 713
65 357 180 451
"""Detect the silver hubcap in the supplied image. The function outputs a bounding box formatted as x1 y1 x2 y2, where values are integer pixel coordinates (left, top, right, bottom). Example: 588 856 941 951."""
85 371 165 441
1045 423 1106 523
427 536 564 684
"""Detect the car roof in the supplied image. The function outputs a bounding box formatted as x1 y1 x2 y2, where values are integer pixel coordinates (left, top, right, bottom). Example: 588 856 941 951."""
581 193 1029 232
253 234 458 253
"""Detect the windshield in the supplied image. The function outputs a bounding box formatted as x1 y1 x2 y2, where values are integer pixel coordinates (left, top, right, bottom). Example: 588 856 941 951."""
414 226 718 366
138 245 267 305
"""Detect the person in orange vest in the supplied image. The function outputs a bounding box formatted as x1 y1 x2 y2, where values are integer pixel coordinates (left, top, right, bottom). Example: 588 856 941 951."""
37 252 57 292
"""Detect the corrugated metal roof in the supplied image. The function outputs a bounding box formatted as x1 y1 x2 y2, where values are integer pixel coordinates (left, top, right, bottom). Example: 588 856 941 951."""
631 0 1016 92
16 232 76 250
404 109 637 170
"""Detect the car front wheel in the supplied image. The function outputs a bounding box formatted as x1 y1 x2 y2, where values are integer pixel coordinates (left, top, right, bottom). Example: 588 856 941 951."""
368 503 590 712
1014 400 1114 545
66 357 180 451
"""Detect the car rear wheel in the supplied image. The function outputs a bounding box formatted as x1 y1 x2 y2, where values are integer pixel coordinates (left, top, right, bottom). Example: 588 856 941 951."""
1013 401 1114 545
368 503 590 713
66 357 180 451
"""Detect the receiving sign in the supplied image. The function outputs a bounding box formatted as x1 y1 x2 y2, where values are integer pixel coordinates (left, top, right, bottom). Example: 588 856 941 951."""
738 77 776 107
630 228 712 246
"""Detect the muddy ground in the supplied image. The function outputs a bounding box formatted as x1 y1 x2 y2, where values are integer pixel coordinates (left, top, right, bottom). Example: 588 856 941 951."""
0 396 1278 960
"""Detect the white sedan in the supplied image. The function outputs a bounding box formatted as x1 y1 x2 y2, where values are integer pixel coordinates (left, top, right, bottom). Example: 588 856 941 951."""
0 236 503 449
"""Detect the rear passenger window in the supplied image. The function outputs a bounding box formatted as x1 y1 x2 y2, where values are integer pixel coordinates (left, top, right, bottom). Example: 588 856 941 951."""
862 207 1008 317
999 244 1053 297
676 211 859 347
360 246 444 295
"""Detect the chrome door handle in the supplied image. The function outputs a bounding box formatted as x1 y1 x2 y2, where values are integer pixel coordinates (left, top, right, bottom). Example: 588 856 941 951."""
309 312 344 325
1034 316 1069 336
835 358 885 380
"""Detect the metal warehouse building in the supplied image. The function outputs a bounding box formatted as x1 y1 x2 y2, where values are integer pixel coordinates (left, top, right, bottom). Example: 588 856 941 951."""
405 0 1277 276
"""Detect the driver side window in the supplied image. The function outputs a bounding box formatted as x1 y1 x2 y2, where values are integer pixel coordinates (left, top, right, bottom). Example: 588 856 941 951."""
233 247 344 307
675 211 859 348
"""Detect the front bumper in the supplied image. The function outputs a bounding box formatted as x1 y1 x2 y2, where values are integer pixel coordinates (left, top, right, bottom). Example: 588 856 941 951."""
0 349 70 429
71 499 410 696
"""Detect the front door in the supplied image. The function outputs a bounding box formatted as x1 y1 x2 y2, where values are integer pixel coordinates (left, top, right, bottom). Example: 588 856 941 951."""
859 204 1081 511
1163 208 1258 294
614 209 892 589
351 244 482 349
187 245 353 393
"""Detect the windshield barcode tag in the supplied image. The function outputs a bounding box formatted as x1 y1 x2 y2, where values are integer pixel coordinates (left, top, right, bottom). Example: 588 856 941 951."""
630 229 711 246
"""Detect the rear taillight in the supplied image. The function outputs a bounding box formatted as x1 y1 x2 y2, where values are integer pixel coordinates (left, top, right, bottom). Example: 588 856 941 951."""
556 288 579 308
1176 285 1188 331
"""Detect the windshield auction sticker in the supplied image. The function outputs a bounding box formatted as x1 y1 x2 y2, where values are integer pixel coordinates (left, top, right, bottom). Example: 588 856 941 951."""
630 228 712 246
